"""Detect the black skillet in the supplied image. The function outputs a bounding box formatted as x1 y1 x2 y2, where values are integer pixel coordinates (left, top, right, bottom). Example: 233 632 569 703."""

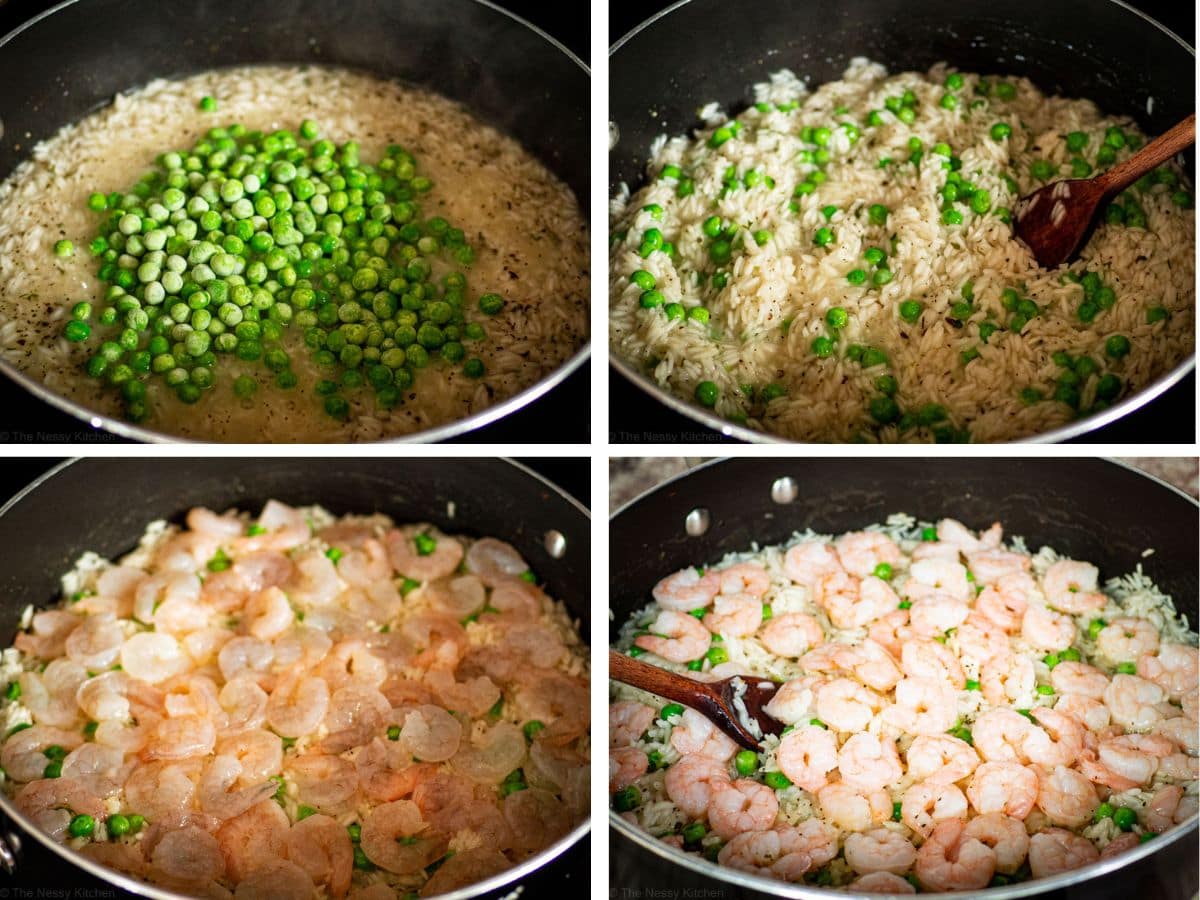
609 457 1198 899
0 457 589 898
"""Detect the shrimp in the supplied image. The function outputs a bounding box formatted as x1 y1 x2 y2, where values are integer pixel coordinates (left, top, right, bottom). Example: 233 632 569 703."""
974 581 1029 633
14 610 80 659
717 821 837 882
848 872 916 893
243 587 294 641
867 609 910 658
669 708 737 761
883 678 957 737
936 518 1002 552
1054 694 1111 731
483 577 546 623
148 824 226 888
775 725 838 792
76 672 163 729
450 721 526 783
902 782 968 837
1021 606 1075 653
1027 828 1099 879
215 799 292 884
1050 661 1110 699
162 673 222 720
663 753 732 818
1100 832 1142 859
234 500 310 553
972 709 1034 764
356 738 436 802
360 799 449 875
1096 617 1160 664
216 729 283 785
905 735 980 786
901 640 965 689
64 613 125 670
218 636 276 687
839 576 903 629
609 700 656 747
966 549 1031 585
951 614 1011 668
199 754 278 820
1137 642 1198 700
322 685 391 753
842 827 917 875
123 760 201 822
287 754 359 813
1143 784 1199 833
503 788 572 852
609 746 648 794
966 762 1038 819
905 558 972 604
219 677 269 735
906 596 970 638
816 783 892 832
421 848 510 897
1153 716 1198 755
429 574 487 618
838 732 903 793
286 550 340 606
961 812 1029 875
14 776 106 830
835 639 903 693
400 704 463 763
386 526 464 582
782 541 843 589
706 562 770 598
835 531 902 579
981 653 1035 707
234 858 313 900
120 631 192 684
1104 673 1174 730
814 678 883 733
758 613 824 657
425 670 500 720
266 673 330 738
463 536 527 584
1095 733 1173 787
707 778 780 839
1041 560 1107 614
286 812 354 899
913 818 995 892
702 593 763 638
1035 764 1099 827
1021 707 1084 767
633 610 710 664
19 660 86 728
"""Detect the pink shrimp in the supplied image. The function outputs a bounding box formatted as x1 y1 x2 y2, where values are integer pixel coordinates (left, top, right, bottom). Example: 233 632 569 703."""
1137 642 1198 700
1050 661 1110 699
883 677 957 736
1095 617 1160 664
816 783 893 833
609 747 648 794
702 593 763 637
1021 606 1075 653
962 812 1030 875
775 725 838 792
974 582 1028 633
966 549 1031 585
906 596 970 638
609 700 657 748
834 531 902 579
706 562 770 598
905 735 980 786
842 827 917 876
838 732 903 793
902 782 969 838
782 541 842 589
1027 828 1098 879
913 818 995 892
981 652 1036 707
664 753 732 818
815 678 884 733
385 526 464 582
1036 764 1099 827
972 709 1034 764
835 639 902 692
1038 559 1103 612
669 708 736 761
901 639 965 689
652 567 717 612
966 761 1038 819
1143 784 1199 833
762 675 823 725
707 778 780 839
1021 707 1084 768
758 613 824 657
633 610 710 664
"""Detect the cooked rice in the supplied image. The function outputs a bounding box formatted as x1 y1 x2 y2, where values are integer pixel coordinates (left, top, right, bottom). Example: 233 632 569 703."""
0 65 588 442
609 59 1194 442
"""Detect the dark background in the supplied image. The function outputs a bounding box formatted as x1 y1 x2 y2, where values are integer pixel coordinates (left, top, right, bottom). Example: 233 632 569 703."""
0 0 589 444
0 455 587 895
608 0 1195 445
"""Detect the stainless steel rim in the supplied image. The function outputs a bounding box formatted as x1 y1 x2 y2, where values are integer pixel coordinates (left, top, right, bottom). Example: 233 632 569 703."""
0 0 590 444
0 456 592 897
608 456 1199 896
608 0 1195 445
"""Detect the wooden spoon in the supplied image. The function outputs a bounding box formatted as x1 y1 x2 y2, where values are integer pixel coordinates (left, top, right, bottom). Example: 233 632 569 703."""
609 649 783 750
1013 113 1194 268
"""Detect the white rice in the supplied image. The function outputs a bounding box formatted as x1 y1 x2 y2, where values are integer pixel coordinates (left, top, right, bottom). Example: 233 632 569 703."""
609 60 1194 442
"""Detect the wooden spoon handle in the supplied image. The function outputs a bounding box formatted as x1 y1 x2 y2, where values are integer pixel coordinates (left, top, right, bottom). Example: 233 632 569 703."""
609 649 719 709
1097 113 1195 198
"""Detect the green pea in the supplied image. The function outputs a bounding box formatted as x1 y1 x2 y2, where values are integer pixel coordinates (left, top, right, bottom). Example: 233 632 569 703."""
1113 807 1137 831
734 750 758 776
990 122 1012 140
613 786 641 812
811 336 835 358
694 380 718 407
1105 334 1131 358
